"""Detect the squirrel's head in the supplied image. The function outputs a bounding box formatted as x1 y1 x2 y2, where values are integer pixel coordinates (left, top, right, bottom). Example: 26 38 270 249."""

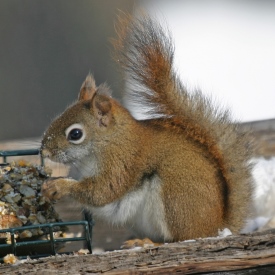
40 74 115 164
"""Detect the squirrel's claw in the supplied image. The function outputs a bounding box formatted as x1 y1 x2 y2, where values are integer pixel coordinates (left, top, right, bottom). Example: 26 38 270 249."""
121 238 162 249
42 177 67 201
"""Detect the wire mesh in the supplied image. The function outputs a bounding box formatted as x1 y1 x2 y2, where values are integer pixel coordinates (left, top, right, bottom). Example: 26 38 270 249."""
0 149 93 261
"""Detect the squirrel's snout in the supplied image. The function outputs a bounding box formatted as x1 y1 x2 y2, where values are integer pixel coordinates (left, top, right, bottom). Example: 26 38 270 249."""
41 148 52 158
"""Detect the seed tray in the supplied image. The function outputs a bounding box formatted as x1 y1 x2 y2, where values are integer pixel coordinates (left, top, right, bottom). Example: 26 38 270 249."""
0 149 93 261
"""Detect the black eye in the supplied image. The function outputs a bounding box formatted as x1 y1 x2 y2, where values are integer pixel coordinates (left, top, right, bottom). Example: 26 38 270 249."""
68 129 83 141
65 124 85 144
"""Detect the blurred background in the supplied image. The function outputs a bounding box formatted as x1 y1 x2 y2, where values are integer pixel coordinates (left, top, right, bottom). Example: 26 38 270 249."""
1 0 275 141
0 0 275 141
0 0 134 141
1 0 275 252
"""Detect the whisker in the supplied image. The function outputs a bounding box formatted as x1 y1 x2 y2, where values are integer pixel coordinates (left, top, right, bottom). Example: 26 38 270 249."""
66 156 96 178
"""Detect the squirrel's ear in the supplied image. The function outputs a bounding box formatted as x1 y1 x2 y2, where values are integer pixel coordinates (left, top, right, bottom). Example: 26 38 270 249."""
92 93 112 127
78 74 96 101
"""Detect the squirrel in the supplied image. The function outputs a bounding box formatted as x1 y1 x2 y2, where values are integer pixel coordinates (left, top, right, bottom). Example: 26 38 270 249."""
41 13 254 246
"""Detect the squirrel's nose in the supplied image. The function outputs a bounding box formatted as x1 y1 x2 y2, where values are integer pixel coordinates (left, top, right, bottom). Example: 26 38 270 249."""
41 148 51 158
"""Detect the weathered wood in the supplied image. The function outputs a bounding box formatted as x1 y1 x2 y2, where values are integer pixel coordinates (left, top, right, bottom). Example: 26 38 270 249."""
1 229 275 274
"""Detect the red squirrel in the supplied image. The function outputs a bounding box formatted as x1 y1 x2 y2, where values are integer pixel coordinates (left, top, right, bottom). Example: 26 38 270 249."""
41 13 253 245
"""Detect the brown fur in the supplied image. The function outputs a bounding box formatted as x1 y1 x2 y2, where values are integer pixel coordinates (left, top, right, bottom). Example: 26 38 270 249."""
112 14 254 234
41 13 254 243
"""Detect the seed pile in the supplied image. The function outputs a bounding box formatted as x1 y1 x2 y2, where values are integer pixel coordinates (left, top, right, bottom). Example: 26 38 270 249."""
0 160 64 240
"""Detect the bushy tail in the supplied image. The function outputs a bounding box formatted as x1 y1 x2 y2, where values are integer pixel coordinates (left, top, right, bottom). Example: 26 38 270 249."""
112 13 254 230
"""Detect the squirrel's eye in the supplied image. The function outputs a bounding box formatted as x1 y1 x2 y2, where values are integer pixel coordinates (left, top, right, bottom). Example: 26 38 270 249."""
65 123 86 144
69 129 83 141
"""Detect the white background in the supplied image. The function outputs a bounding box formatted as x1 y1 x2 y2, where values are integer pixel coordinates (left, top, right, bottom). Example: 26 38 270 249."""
145 0 275 122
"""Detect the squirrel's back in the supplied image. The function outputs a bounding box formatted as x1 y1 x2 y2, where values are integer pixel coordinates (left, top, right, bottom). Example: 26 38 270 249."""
113 13 254 233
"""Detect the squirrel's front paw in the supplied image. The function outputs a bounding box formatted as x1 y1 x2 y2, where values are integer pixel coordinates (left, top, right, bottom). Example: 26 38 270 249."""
42 177 69 200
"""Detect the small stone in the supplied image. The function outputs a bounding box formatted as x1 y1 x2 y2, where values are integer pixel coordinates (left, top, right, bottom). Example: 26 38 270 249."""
3 254 18 264
28 214 39 225
3 194 14 204
10 173 23 180
2 184 13 194
17 215 28 224
19 185 36 198
11 193 21 203
19 230 32 239
29 205 37 214
37 211 46 224
22 198 32 208
16 207 29 217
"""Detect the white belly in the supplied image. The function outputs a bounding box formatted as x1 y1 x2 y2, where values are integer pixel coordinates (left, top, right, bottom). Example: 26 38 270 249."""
89 174 172 242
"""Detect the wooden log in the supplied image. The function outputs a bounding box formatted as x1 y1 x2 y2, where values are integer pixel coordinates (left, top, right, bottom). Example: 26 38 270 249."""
1 229 275 274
